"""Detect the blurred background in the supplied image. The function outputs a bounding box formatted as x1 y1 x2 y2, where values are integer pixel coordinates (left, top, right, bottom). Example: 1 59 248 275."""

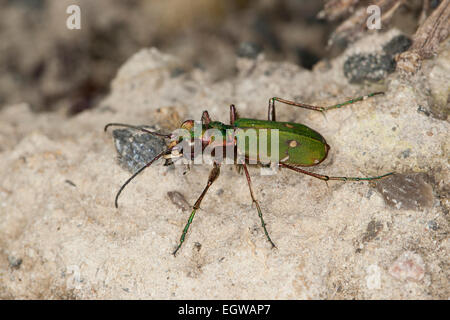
0 0 433 115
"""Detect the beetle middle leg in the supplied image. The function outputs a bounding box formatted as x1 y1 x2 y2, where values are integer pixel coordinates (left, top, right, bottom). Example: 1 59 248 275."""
241 163 276 249
267 92 384 121
173 162 221 255
279 163 393 182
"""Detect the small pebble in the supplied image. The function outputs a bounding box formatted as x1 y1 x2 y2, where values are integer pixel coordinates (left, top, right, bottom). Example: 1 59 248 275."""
427 220 438 231
167 191 191 211
65 180 77 187
8 256 23 269
400 148 411 159
389 251 425 282
417 105 431 117
382 35 412 57
374 173 433 211
194 242 202 252
343 53 396 83
112 128 166 173
362 220 383 243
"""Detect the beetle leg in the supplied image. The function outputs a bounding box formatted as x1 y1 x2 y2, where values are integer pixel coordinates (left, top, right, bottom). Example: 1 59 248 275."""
268 92 384 115
279 163 394 182
241 163 276 249
173 162 221 256
268 98 276 121
201 110 212 128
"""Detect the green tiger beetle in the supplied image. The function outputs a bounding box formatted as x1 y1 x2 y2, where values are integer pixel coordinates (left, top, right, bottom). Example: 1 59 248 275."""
105 92 394 255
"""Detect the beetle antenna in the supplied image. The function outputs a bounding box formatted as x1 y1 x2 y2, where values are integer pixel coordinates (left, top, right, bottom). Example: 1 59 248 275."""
104 123 172 139
114 147 173 208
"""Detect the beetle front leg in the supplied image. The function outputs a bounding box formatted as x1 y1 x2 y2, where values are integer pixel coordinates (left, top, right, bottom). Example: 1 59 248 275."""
241 163 276 249
173 163 221 256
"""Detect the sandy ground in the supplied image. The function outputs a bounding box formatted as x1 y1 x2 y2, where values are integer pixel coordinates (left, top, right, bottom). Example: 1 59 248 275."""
0 30 448 299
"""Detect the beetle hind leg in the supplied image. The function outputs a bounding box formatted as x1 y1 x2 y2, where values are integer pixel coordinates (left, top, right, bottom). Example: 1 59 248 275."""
279 163 394 182
267 92 384 120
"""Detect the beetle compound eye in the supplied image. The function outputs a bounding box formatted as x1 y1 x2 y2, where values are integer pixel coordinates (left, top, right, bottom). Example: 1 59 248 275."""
181 120 195 130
